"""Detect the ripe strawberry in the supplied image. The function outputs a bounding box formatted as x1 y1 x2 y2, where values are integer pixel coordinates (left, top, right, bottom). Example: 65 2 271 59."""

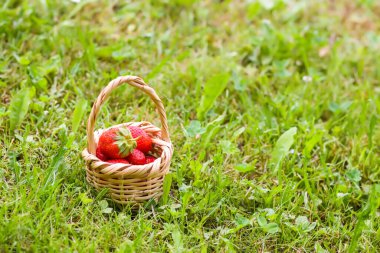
127 149 146 165
107 159 129 164
127 126 152 153
96 147 107 161
98 127 137 159
145 155 156 164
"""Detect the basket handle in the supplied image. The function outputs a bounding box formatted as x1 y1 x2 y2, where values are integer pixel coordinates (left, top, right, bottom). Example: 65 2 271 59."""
86 75 170 155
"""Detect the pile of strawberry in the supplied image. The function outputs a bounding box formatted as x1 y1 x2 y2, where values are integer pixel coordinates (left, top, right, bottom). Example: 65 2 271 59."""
95 126 156 165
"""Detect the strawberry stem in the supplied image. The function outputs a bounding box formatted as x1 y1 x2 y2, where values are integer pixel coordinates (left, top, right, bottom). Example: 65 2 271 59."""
114 127 138 157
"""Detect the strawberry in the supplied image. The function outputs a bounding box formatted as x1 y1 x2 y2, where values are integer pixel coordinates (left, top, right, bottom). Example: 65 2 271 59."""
96 147 107 161
145 155 156 164
107 159 129 164
127 126 152 153
127 149 146 165
98 127 137 159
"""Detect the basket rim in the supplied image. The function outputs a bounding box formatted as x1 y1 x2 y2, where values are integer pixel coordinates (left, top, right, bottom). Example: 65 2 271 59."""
82 148 163 167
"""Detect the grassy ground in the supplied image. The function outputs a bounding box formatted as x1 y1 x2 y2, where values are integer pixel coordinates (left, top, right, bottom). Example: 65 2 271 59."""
1 0 380 252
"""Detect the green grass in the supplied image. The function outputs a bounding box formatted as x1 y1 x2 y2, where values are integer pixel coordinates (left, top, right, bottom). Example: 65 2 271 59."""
1 0 380 252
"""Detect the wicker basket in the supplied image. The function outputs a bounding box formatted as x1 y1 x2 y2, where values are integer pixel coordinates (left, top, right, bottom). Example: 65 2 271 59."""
81 75 173 206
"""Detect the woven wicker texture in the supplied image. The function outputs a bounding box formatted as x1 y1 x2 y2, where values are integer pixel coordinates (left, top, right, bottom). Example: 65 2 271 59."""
81 76 173 205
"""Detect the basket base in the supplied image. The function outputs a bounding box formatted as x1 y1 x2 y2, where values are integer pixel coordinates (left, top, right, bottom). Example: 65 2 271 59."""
85 172 165 207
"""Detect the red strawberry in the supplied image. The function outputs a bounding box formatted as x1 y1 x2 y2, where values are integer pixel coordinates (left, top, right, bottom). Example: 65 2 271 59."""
107 159 130 164
145 155 156 164
127 149 146 165
98 127 137 159
127 126 152 153
96 147 107 161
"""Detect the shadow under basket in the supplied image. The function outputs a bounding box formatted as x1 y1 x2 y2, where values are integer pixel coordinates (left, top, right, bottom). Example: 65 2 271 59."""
81 76 173 207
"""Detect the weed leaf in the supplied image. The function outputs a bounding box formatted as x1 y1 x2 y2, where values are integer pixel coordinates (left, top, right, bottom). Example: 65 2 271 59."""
234 163 256 173
197 73 230 119
80 193 93 204
266 223 281 234
184 120 206 138
345 168 361 183
71 98 88 133
271 127 297 171
161 173 172 205
8 86 35 132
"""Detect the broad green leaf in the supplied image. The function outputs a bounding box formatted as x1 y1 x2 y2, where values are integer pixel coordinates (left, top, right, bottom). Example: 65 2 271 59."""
71 98 88 133
95 43 123 58
234 213 251 227
274 60 291 77
257 216 267 227
99 200 108 210
328 102 340 112
263 208 276 218
271 127 297 171
258 216 280 234
184 120 206 138
172 228 183 251
8 87 35 132
337 192 349 198
234 162 256 173
232 72 247 91
295 216 316 233
42 146 66 190
13 54 30 66
197 73 230 119
295 216 309 226
265 223 280 234
328 101 352 113
161 173 172 205
102 207 113 214
228 213 251 234
295 216 310 231
345 168 361 183
112 48 136 61
220 140 239 155
305 222 317 232
79 193 93 204
232 127 246 140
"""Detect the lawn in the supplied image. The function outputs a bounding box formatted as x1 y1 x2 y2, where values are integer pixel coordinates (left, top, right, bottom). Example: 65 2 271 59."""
1 0 380 252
